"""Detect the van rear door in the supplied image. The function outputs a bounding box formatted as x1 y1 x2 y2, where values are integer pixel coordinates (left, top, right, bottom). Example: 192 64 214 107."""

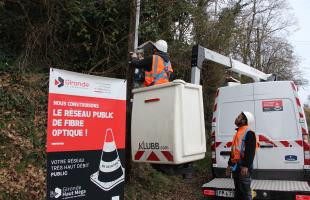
216 84 258 169
254 82 304 170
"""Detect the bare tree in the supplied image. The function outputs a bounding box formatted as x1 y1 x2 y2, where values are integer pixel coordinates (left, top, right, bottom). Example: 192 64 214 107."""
226 0 305 84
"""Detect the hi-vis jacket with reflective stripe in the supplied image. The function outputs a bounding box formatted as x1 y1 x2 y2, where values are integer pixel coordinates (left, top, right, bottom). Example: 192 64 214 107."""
144 55 173 87
230 125 258 165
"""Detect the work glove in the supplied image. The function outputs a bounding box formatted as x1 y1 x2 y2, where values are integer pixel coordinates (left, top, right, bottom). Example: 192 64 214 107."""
130 52 137 58
240 166 248 176
137 53 144 60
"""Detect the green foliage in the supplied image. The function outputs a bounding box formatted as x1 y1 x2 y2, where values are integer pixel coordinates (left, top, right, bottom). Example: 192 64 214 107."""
124 164 173 199
124 162 205 200
0 52 15 73
0 0 130 76
194 152 212 175
139 0 192 44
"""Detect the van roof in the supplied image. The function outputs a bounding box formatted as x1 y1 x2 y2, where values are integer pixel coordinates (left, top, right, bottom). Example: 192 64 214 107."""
219 81 294 90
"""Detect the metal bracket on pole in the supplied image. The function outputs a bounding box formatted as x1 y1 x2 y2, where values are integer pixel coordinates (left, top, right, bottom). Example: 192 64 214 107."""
191 45 205 84
229 56 234 69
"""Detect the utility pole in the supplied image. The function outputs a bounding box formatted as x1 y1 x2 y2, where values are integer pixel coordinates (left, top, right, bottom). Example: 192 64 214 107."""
134 0 140 50
125 0 140 182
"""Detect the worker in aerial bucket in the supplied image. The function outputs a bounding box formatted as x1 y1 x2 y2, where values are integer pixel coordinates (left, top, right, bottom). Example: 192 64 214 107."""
226 111 257 200
130 39 173 87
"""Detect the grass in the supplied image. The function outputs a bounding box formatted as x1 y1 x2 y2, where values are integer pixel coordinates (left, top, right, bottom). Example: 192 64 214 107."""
124 163 175 199
124 154 213 200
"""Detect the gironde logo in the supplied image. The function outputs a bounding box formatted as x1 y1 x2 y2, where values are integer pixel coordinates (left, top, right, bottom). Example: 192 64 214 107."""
50 187 62 198
54 76 89 89
54 77 64 88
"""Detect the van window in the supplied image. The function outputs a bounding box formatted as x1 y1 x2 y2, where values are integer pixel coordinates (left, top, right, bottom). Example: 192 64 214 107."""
255 99 298 140
218 101 254 136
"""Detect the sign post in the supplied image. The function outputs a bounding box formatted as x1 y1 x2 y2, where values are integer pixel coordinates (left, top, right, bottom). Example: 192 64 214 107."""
47 68 126 200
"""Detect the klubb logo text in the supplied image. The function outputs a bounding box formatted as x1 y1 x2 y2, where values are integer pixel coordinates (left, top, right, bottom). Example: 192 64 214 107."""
139 141 160 150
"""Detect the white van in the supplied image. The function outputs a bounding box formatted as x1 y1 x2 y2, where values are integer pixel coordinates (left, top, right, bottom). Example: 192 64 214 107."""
203 81 310 199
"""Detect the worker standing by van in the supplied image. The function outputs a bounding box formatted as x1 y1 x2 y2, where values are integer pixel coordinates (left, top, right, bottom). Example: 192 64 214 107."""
130 39 173 87
226 111 257 200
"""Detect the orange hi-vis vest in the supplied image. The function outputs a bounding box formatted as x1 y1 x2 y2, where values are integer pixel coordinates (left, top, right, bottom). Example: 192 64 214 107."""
144 55 173 87
230 126 251 164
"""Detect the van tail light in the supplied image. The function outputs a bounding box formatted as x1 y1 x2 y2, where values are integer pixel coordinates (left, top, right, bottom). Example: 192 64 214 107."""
203 189 215 196
302 131 310 166
211 131 216 164
296 194 310 200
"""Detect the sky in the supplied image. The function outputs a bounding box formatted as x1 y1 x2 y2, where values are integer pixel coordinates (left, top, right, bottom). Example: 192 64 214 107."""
289 0 310 105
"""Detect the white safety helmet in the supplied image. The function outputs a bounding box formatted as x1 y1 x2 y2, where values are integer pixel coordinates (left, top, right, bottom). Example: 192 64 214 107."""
242 111 254 126
154 39 168 53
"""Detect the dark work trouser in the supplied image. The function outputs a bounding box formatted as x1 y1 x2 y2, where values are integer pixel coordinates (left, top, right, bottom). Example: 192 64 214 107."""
232 169 252 200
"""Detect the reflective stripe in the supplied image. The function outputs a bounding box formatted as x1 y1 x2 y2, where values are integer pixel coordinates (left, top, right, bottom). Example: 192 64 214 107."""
240 128 250 157
153 55 159 76
233 147 241 151
237 134 244 150
145 73 169 80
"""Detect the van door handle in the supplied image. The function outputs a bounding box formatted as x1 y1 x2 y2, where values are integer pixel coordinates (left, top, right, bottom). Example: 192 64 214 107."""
260 144 274 148
220 151 231 156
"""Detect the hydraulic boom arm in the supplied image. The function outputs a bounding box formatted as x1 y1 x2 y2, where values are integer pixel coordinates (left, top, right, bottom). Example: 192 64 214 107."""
191 45 275 84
